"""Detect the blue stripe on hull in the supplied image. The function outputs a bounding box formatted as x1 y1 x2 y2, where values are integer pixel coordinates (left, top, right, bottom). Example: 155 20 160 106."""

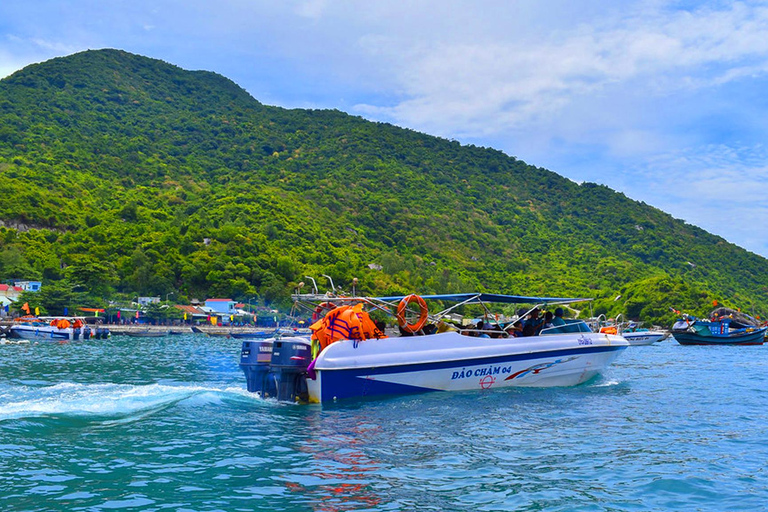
9 327 71 340
317 345 624 402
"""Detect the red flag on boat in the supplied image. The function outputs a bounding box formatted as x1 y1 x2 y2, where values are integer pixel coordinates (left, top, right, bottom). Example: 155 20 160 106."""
22 302 30 314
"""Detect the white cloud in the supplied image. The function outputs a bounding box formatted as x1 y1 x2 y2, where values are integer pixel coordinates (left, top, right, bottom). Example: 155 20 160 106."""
295 0 330 19
351 2 768 142
622 143 768 256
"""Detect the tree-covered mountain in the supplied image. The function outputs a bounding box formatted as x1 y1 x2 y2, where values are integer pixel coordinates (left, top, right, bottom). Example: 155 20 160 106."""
1 48 766 324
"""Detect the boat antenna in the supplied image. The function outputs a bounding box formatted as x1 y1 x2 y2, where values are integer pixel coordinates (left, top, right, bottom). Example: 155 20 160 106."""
322 274 336 294
304 276 318 295
352 277 358 297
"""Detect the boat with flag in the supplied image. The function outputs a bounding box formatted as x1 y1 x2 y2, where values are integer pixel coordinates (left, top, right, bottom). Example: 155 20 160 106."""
239 289 629 403
671 307 767 345
8 316 89 341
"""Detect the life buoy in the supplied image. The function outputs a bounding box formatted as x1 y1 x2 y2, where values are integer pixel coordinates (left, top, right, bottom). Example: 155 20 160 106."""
312 302 337 321
396 294 429 334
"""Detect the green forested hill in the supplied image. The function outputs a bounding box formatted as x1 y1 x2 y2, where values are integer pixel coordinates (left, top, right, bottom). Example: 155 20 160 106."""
1 48 766 324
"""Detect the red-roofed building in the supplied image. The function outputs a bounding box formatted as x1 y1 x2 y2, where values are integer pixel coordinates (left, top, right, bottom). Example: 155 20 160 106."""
0 284 24 301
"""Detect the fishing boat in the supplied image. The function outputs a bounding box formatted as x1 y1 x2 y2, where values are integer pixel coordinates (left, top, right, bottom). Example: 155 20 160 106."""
8 316 88 341
671 308 767 345
239 291 629 403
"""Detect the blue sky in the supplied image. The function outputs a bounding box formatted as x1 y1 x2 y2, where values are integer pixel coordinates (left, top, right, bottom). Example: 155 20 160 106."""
2 1 768 257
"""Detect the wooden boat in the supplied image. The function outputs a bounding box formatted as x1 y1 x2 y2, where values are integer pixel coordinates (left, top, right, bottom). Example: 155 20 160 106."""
122 329 165 338
672 308 766 345
240 292 628 403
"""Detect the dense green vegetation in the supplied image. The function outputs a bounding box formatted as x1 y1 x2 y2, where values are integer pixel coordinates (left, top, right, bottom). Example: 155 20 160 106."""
1 49 767 325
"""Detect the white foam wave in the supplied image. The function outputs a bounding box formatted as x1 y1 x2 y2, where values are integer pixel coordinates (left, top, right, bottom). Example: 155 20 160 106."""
0 382 259 422
591 378 622 388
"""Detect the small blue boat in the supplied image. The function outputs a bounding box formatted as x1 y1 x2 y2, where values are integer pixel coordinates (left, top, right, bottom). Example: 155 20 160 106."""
672 308 766 345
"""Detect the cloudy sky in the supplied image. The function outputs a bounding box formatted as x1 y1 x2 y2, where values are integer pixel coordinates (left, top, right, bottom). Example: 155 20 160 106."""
2 1 768 256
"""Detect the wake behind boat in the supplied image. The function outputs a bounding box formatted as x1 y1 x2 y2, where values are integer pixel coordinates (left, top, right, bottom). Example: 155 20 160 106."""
240 291 629 403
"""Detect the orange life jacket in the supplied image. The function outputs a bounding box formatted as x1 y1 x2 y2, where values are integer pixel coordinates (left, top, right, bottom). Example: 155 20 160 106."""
310 303 386 354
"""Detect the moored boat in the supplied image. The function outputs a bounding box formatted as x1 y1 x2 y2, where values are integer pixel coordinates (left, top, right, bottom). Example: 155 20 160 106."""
621 329 668 345
240 291 629 403
671 308 766 345
8 316 88 341
593 316 668 346
122 329 166 338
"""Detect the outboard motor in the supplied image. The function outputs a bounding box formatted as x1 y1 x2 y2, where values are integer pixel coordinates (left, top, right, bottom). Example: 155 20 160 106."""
240 336 312 401
270 337 312 402
240 339 278 397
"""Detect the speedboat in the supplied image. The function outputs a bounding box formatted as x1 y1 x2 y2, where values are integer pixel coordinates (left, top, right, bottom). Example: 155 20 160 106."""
8 316 88 341
672 308 766 345
239 291 629 403
620 328 668 345
593 315 668 346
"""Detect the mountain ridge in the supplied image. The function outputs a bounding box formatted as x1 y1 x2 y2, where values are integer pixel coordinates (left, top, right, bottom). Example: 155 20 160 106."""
0 48 765 324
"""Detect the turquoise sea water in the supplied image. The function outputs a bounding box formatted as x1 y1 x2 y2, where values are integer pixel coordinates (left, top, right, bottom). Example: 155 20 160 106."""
1 334 767 511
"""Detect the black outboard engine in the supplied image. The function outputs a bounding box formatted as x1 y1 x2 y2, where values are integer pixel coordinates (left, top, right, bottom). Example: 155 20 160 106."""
239 336 312 402
240 339 278 397
270 338 312 402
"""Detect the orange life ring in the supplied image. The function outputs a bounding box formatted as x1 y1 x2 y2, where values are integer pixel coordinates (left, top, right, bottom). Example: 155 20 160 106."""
396 294 429 334
312 302 337 321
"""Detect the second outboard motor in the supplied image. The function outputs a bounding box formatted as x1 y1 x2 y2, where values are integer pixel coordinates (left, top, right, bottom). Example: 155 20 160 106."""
240 339 278 397
270 337 312 402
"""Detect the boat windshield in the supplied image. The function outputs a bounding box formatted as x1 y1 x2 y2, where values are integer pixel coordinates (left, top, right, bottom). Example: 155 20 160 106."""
539 319 593 335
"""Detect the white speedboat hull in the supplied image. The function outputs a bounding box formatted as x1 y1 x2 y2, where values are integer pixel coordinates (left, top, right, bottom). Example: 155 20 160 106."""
8 325 77 341
306 330 628 403
621 331 668 346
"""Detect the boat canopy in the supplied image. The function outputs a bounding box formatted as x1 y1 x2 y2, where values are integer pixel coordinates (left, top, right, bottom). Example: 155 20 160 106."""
709 307 761 328
374 293 591 305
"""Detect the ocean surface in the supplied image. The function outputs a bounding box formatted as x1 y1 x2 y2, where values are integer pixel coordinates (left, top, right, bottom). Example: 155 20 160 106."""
1 334 767 512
